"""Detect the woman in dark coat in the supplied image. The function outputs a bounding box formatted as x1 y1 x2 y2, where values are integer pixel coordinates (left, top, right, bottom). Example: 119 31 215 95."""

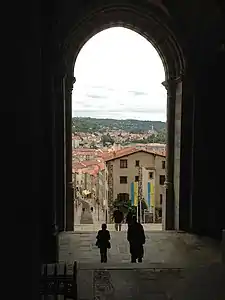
96 224 111 263
127 216 145 263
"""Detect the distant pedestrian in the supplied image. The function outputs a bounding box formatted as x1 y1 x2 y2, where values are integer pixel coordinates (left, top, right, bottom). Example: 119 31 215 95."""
96 224 111 263
82 207 85 213
127 216 145 263
90 207 93 212
113 207 124 231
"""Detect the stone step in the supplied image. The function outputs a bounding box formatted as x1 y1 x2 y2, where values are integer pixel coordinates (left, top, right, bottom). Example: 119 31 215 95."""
77 262 224 300
74 223 162 231
78 261 189 270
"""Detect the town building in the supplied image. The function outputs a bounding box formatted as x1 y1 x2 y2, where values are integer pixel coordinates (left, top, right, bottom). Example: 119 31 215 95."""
105 148 166 221
72 134 82 149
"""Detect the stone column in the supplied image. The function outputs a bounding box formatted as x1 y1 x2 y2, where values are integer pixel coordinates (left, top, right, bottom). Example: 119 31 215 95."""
179 70 195 232
173 78 182 230
54 73 66 232
65 74 76 231
222 229 225 264
162 79 176 230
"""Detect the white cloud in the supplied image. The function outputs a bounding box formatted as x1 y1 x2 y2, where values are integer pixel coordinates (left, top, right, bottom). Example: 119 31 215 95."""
72 27 166 121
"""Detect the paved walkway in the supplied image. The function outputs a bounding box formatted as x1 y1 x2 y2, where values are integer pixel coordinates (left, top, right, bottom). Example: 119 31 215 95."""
59 231 221 265
58 231 224 300
77 263 224 300
74 223 162 231
82 198 106 224
80 200 93 224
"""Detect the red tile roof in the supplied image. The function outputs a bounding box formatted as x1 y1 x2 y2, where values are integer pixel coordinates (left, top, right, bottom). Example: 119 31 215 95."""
104 148 165 162
72 160 106 175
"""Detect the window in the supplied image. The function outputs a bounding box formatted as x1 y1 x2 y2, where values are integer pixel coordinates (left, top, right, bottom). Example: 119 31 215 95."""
135 160 140 167
159 175 165 185
120 176 128 184
135 176 139 182
162 161 166 169
149 172 154 179
160 194 163 205
120 159 128 168
117 193 129 201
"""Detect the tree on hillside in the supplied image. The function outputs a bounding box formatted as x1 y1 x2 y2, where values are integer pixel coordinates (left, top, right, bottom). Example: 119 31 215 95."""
72 117 166 133
101 133 114 146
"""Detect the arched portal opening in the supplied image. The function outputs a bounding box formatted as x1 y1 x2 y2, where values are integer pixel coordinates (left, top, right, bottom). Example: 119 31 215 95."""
72 27 167 228
58 3 186 235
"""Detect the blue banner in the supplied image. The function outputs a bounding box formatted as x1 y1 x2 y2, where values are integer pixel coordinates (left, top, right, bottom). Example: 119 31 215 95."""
130 182 134 206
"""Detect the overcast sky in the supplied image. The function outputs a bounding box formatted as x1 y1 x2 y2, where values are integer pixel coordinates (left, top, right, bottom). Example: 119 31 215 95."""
72 27 166 121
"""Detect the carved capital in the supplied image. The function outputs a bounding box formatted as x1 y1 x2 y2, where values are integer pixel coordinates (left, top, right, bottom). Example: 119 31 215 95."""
161 80 168 90
162 76 183 89
66 75 76 94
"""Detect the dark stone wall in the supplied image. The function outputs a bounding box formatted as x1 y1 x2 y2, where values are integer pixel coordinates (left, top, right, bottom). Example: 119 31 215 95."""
178 4 225 238
8 1 225 298
191 46 225 239
11 1 43 299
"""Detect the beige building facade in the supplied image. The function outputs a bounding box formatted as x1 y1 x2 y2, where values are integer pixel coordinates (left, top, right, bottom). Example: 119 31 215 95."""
106 149 166 217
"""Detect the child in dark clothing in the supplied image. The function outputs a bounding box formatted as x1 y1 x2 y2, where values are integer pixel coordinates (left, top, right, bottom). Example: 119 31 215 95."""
96 224 111 263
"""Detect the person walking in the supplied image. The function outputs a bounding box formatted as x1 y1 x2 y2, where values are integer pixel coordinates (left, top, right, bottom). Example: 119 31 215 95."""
127 216 145 263
96 224 111 263
126 209 133 228
113 207 124 231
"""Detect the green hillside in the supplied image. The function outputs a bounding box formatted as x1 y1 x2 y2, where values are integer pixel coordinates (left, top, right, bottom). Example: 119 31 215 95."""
72 117 166 133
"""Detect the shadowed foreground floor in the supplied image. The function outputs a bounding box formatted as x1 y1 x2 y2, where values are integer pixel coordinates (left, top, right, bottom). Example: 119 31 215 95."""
59 231 224 299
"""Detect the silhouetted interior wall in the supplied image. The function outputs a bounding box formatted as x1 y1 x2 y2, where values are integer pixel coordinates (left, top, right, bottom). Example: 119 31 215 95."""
10 1 225 299
191 44 225 239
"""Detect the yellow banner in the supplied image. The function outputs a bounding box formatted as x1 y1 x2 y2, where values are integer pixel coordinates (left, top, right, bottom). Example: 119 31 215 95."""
151 183 155 207
134 181 138 206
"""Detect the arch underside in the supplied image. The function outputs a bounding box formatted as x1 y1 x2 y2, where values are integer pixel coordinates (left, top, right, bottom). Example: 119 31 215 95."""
62 5 185 79
59 3 186 232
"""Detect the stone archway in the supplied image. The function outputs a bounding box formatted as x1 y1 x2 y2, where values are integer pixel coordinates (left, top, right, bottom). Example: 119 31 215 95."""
55 2 186 232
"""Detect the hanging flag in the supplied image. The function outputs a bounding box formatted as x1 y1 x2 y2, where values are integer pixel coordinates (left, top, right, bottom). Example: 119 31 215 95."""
134 181 138 207
147 182 151 207
151 183 155 207
130 182 134 206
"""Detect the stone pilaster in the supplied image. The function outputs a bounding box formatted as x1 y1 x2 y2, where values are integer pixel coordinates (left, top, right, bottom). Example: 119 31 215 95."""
53 73 67 232
173 77 182 230
222 229 225 264
161 78 178 230
65 74 76 231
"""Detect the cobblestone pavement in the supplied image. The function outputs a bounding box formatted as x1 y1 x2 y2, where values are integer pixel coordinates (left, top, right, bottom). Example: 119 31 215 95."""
59 231 224 299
